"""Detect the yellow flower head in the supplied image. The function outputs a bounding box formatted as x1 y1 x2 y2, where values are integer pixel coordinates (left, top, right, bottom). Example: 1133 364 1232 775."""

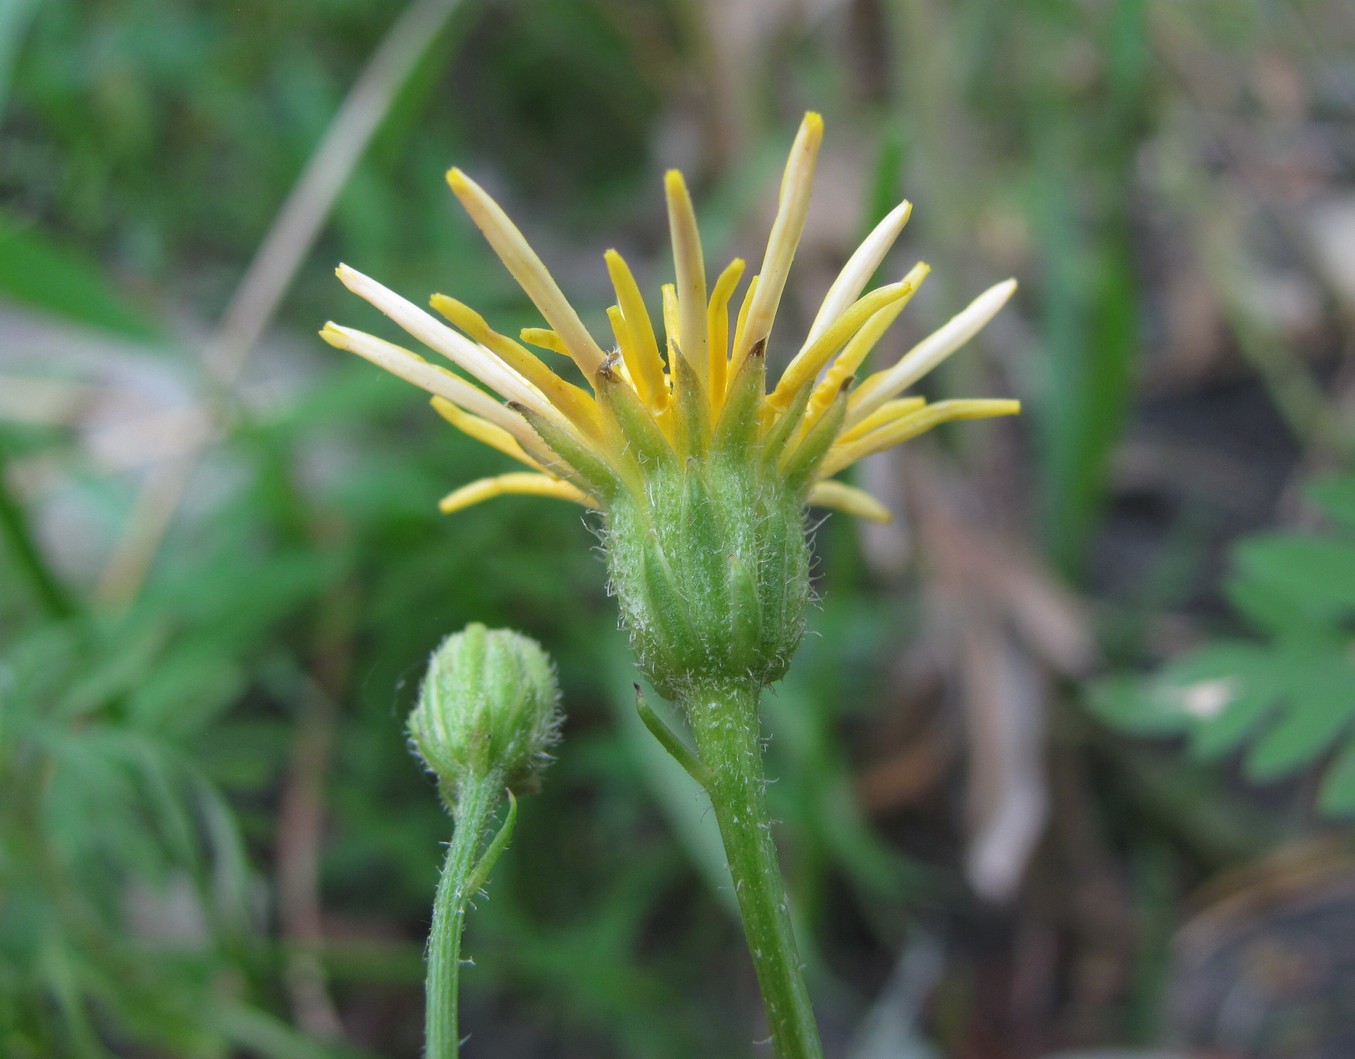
321 112 1018 527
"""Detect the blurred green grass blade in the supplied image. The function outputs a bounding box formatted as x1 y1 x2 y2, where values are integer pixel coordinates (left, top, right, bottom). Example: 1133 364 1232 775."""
1033 0 1145 576
0 0 39 122
1034 174 1136 575
0 213 161 340
214 1003 378 1059
0 444 77 620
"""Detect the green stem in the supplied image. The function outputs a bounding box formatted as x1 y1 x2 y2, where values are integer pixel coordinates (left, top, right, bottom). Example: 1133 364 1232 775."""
426 772 507 1058
681 681 824 1059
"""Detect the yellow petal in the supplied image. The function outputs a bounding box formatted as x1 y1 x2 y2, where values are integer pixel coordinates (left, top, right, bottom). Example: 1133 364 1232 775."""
706 257 746 412
770 274 922 411
834 397 927 445
661 282 679 363
603 249 668 411
821 398 1021 477
731 112 823 371
804 199 912 347
429 396 543 471
320 322 535 448
813 262 930 405
446 168 608 379
806 479 893 523
336 263 552 420
664 170 708 389
518 328 570 356
431 293 602 437
438 472 596 515
730 273 760 370
850 278 1017 425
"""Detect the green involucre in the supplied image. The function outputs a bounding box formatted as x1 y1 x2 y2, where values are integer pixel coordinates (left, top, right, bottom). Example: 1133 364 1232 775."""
604 457 810 701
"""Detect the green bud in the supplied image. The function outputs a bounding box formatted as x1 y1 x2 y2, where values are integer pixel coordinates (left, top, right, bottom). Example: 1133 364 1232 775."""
605 459 809 701
409 624 563 800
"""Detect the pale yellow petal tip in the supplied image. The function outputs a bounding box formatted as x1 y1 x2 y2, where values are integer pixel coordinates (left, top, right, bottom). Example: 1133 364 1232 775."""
803 111 824 138
807 480 893 522
445 166 470 193
334 263 365 294
428 292 464 317
318 322 348 348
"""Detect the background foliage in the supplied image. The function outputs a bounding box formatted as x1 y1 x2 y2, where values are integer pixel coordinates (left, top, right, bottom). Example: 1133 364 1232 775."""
2 0 1353 1056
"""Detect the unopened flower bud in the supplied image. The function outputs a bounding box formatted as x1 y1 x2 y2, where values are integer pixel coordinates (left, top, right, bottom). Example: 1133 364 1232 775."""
409 624 562 800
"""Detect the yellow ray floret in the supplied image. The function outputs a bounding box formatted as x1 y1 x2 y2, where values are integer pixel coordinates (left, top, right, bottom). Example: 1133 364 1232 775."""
804 199 913 346
439 472 596 515
850 279 1017 425
706 257 746 410
733 112 822 369
806 479 893 523
730 273 760 369
518 327 570 356
446 168 608 379
336 264 562 428
835 397 929 445
603 250 668 410
429 396 543 472
320 323 538 449
430 294 602 438
665 170 708 389
770 274 923 411
820 399 1021 478
811 261 931 412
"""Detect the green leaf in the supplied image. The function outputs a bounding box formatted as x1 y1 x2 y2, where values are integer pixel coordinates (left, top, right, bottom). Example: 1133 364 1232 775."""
1246 653 1355 780
1318 737 1355 817
1086 676 1190 736
1189 687 1278 762
1233 535 1355 625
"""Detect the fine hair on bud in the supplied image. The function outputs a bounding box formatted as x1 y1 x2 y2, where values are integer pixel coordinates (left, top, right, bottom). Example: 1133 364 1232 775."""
409 623 563 805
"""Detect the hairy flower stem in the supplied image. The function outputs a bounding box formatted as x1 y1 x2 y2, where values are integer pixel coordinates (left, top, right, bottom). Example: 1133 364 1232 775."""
426 772 512 1058
682 682 824 1059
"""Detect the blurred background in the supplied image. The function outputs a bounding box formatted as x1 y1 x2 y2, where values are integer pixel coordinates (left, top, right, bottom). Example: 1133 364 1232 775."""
3 0 1354 1056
